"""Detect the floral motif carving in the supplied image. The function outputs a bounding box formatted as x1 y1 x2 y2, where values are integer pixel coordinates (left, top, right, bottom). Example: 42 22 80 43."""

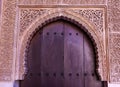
20 9 50 36
20 8 104 36
69 9 104 33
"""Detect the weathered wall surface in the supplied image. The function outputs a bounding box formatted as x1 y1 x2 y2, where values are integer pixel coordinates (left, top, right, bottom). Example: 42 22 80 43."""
0 0 120 87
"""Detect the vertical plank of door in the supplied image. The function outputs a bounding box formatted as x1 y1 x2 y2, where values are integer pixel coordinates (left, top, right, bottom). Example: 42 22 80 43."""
64 22 84 87
41 21 64 87
83 34 103 87
20 29 43 87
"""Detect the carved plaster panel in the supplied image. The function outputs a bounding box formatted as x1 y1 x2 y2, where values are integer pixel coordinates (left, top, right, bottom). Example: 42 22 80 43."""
19 8 105 37
17 7 107 81
109 33 120 83
108 0 120 83
0 0 16 81
20 8 50 36
18 0 106 5
69 9 104 33
108 0 120 32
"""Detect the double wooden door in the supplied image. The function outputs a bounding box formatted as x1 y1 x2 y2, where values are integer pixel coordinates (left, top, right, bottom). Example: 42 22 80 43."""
20 21 107 87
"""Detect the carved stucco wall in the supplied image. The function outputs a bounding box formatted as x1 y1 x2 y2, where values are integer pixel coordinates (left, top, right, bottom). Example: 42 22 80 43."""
108 0 120 83
0 0 120 84
0 0 16 81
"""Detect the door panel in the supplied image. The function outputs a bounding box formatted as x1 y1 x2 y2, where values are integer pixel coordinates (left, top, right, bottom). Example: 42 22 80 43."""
41 21 64 87
20 20 107 87
64 23 84 87
20 29 43 87
83 34 103 87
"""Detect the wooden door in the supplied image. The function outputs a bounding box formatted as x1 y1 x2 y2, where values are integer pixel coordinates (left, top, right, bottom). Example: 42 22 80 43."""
64 22 84 87
20 20 107 87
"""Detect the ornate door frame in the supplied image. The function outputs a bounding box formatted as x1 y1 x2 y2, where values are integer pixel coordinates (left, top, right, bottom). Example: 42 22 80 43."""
15 8 108 82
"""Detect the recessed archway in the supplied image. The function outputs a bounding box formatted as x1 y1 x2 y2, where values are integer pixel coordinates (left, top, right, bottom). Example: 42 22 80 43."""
16 11 107 81
19 19 107 87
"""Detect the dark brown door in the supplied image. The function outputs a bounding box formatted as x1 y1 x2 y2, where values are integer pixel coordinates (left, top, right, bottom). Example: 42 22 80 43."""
20 20 107 87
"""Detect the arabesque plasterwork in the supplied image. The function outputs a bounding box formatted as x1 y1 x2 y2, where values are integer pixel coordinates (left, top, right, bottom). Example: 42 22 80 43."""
0 0 16 81
108 0 120 83
20 8 104 37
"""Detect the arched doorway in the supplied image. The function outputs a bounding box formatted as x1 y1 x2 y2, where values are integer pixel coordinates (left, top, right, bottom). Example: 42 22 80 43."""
20 20 107 87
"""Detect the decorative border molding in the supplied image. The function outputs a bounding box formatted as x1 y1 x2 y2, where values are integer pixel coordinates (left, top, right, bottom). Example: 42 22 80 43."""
16 7 107 81
18 0 106 5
